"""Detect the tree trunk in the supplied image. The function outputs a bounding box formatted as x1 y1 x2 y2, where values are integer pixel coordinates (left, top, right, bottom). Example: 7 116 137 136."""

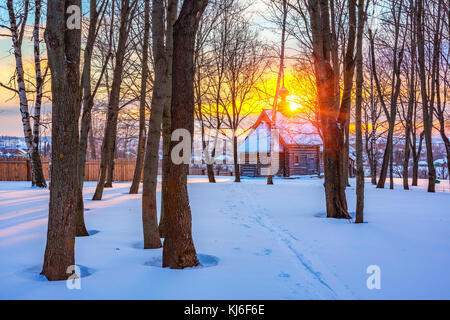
200 118 216 183
389 149 394 189
89 118 97 159
159 0 178 238
411 132 423 186
92 0 131 200
267 0 287 186
130 0 151 195
355 0 365 224
416 0 436 192
142 0 166 249
76 0 106 237
402 132 411 190
41 0 81 281
159 105 171 238
338 0 357 190
162 0 208 269
308 0 355 219
403 17 416 190
233 135 241 183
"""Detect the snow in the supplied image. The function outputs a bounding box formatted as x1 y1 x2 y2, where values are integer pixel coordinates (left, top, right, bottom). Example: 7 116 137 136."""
0 177 449 299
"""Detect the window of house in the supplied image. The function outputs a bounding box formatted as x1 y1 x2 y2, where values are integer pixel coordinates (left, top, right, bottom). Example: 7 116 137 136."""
294 155 299 164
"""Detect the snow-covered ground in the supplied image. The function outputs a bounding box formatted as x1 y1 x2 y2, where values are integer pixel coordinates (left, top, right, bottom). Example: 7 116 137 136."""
0 177 449 300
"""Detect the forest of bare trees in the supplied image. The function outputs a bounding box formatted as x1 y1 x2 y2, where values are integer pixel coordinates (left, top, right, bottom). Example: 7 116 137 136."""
0 0 448 280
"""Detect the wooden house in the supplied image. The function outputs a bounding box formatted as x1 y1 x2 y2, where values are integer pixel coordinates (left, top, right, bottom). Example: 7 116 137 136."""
238 109 355 178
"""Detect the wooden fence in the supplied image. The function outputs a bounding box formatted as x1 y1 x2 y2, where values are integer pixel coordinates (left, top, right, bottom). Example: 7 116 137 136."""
0 157 50 182
0 158 233 182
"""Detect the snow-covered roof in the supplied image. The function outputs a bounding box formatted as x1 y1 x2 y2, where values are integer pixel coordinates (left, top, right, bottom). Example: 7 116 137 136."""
238 109 322 153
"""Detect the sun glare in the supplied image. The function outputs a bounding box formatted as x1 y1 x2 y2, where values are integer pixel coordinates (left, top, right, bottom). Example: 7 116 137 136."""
287 95 302 112
289 103 299 112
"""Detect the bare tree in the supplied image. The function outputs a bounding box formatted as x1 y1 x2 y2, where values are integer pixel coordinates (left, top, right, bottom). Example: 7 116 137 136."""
370 0 405 190
307 0 357 219
193 0 225 184
41 0 82 281
2 0 47 188
159 0 178 238
142 0 178 244
267 0 287 185
92 0 135 200
162 0 208 269
141 0 168 249
221 13 267 183
129 0 150 195
355 0 366 223
416 0 436 192
433 0 449 181
76 0 109 236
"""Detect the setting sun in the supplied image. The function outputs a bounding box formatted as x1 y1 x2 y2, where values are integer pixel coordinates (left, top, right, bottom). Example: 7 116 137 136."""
286 95 302 112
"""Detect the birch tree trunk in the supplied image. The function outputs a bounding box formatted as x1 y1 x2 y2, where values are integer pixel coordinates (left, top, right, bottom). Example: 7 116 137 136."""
5 0 47 188
41 0 82 281
31 0 47 189
162 0 208 269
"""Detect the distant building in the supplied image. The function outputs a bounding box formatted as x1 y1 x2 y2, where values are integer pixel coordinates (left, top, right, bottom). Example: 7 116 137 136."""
238 109 355 177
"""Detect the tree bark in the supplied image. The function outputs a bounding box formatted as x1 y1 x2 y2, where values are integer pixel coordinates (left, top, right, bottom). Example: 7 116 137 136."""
411 131 424 186
41 0 82 281
355 0 365 224
142 0 166 249
233 134 240 182
162 0 208 269
159 0 178 238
